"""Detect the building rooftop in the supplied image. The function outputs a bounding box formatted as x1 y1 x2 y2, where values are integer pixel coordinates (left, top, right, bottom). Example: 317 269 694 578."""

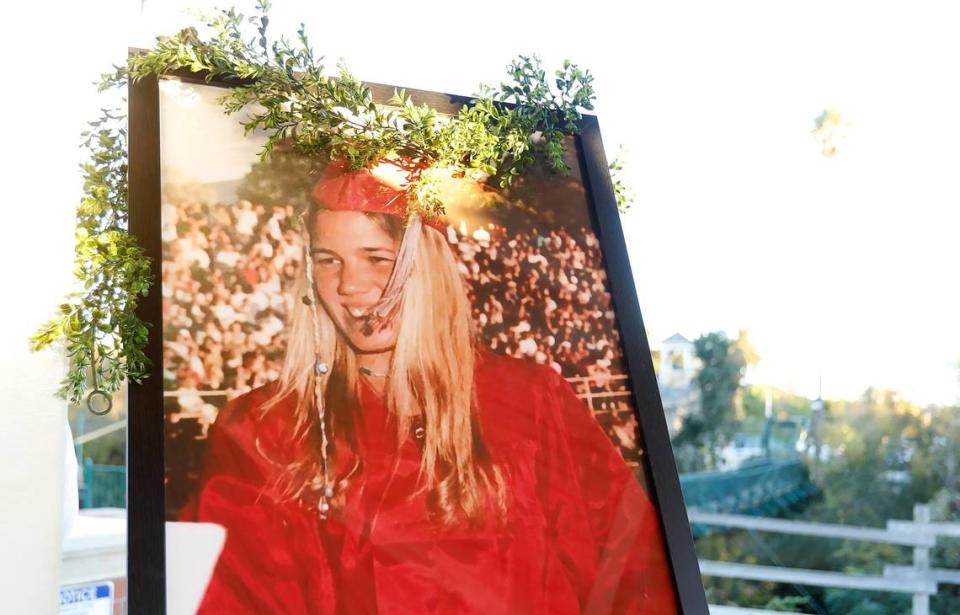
663 333 692 345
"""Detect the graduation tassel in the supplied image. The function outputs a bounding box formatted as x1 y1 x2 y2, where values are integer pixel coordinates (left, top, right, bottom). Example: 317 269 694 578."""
300 216 334 519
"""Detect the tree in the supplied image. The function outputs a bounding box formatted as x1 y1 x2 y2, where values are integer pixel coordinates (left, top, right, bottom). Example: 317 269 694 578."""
735 328 760 369
236 141 328 213
672 331 746 471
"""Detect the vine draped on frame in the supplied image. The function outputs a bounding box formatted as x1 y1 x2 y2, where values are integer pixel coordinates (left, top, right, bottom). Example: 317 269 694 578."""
32 0 632 407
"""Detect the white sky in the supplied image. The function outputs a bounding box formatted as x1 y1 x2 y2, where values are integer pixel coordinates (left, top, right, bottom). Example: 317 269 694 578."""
6 1 957 406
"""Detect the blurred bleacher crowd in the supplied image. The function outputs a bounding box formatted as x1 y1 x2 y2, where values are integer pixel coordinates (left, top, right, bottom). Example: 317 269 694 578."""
163 198 642 512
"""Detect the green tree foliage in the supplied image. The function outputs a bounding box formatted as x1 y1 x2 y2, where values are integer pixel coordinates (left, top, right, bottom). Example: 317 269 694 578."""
673 331 747 471
697 392 960 612
763 596 812 612
813 390 941 525
234 140 327 212
672 335 960 610
741 385 812 427
823 590 905 614
930 488 960 615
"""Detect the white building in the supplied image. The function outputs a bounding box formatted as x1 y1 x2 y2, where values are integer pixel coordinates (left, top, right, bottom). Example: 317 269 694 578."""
656 333 701 436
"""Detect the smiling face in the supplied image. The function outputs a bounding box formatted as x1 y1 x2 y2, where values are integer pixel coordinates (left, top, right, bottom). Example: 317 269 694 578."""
310 210 402 360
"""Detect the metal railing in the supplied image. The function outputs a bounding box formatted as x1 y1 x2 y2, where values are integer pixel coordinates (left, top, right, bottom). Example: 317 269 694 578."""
163 374 635 413
682 461 814 519
81 459 125 509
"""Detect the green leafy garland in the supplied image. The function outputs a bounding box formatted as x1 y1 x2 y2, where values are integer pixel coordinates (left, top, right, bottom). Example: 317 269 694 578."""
31 109 151 405
33 1 632 407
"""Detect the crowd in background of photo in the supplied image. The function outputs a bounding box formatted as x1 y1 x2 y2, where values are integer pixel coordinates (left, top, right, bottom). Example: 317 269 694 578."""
162 196 643 514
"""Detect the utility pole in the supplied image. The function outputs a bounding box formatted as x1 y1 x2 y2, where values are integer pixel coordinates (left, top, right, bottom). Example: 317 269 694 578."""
810 383 824 464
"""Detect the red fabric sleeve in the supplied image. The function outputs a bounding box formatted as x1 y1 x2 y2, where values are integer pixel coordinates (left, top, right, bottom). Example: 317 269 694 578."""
537 367 679 614
180 393 336 615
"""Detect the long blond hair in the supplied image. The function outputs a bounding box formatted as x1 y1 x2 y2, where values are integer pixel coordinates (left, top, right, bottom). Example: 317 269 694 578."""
264 212 506 525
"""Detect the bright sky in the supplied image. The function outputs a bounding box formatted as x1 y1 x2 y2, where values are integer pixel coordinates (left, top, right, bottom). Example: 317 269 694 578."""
11 1 957 406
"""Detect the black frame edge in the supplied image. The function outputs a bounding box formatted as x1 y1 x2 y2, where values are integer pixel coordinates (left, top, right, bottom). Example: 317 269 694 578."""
128 72 167 614
576 115 708 615
126 64 707 613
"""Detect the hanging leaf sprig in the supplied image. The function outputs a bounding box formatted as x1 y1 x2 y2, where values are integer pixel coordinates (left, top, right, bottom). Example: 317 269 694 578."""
31 109 151 404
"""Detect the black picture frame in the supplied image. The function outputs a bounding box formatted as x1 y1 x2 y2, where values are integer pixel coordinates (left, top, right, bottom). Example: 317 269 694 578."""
127 64 707 615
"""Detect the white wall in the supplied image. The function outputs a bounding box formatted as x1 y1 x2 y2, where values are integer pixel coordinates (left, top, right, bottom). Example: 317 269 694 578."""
0 3 130 612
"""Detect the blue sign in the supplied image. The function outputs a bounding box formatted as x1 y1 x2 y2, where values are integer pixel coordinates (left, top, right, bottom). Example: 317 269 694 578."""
59 582 113 615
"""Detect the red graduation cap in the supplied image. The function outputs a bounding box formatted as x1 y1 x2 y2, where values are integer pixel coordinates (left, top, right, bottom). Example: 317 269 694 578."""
310 159 445 229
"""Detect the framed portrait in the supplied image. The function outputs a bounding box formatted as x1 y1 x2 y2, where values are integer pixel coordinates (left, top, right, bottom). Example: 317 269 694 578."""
128 68 706 614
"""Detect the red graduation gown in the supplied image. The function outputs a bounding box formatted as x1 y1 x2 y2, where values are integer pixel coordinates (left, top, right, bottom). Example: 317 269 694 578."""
181 353 678 614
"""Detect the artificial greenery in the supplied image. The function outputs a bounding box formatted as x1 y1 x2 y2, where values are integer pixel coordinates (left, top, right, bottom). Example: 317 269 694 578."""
608 153 634 212
31 110 151 404
34 0 632 406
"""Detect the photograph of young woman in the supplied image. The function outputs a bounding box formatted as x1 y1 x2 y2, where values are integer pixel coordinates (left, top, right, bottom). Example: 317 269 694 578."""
177 159 678 614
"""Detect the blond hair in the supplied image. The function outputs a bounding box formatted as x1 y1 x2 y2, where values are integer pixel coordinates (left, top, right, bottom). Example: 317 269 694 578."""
264 213 506 525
